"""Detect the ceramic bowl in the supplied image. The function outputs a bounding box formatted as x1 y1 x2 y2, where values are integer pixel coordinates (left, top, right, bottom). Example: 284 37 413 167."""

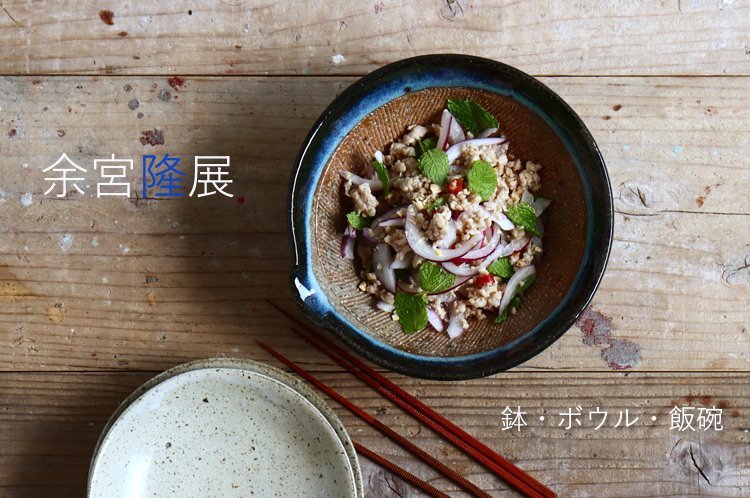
288 54 613 380
88 358 363 497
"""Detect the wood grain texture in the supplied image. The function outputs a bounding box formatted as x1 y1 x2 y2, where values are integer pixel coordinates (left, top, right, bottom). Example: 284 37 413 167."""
0 75 748 372
0 1 749 76
0 371 748 497
1 2 749 497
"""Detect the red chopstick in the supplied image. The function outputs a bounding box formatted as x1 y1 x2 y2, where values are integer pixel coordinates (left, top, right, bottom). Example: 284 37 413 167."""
291 326 546 498
353 441 452 498
258 341 496 498
266 299 555 498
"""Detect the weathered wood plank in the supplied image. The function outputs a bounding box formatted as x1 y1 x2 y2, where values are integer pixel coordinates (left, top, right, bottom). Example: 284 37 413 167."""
2 76 748 214
0 76 748 372
0 210 746 371
0 1 749 76
1 371 748 497
550 77 750 217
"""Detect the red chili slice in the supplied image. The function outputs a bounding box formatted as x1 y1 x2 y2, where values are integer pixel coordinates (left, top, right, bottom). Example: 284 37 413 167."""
476 274 495 287
448 178 463 194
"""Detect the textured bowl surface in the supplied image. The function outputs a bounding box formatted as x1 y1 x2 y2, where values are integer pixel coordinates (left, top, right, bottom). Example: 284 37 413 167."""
88 358 363 497
289 55 613 380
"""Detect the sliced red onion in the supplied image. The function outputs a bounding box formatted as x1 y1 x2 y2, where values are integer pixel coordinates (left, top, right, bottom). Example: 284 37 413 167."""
396 280 422 295
404 205 482 262
426 307 444 332
531 198 551 217
496 141 508 156
436 109 452 151
373 243 396 293
472 235 485 251
390 253 413 270
476 127 499 138
436 219 458 249
378 217 405 228
497 265 535 315
472 204 491 218
374 150 384 164
519 193 550 215
372 206 402 227
345 222 357 238
535 216 545 238
530 217 543 250
442 260 479 277
475 237 509 269
409 269 420 286
531 235 543 250
446 310 466 339
399 273 470 295
497 213 515 231
341 235 355 259
448 112 466 145
338 169 385 191
432 292 457 305
446 137 508 164
458 224 501 261
471 204 509 231
501 234 530 257
490 211 515 231
443 224 508 275
362 226 385 243
449 165 468 176
376 300 394 313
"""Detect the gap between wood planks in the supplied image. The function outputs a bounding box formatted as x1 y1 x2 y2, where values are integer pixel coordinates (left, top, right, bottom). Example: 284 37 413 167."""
9 198 746 216
1 369 749 374
4 73 750 78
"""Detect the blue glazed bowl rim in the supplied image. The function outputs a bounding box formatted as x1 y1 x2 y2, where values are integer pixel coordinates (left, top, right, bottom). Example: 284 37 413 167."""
288 54 613 380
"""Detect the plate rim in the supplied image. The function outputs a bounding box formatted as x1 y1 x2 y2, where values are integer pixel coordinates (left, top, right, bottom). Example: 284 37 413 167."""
87 357 363 497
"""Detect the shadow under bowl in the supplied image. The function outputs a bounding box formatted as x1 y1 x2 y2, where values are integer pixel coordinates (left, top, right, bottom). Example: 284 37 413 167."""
288 54 613 380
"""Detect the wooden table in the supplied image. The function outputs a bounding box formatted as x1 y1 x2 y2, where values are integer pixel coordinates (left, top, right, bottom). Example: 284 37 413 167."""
1 1 748 496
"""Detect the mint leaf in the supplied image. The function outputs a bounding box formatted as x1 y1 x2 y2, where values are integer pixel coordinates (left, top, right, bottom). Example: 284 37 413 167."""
494 296 521 324
418 262 455 294
467 160 497 201
426 196 447 212
515 275 535 295
506 202 541 238
394 292 428 334
487 258 514 280
346 211 373 230
446 98 499 136
415 137 437 158
394 268 411 279
372 160 390 197
418 148 450 185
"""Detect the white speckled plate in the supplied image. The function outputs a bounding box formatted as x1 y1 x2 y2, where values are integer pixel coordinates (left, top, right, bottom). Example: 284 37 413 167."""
88 358 363 498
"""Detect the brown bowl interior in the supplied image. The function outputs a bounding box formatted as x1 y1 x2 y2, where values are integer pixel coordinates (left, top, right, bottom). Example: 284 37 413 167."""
311 87 586 358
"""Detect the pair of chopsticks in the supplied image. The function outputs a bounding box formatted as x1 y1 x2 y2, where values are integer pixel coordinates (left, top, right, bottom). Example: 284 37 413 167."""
352 440 452 498
259 340 494 498
264 300 556 498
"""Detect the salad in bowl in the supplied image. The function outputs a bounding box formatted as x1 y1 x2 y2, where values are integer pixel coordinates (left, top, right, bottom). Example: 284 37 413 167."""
340 99 551 339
